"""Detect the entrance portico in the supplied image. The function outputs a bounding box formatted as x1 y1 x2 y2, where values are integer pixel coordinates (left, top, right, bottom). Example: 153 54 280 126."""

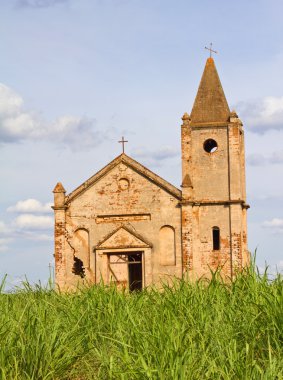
94 226 153 289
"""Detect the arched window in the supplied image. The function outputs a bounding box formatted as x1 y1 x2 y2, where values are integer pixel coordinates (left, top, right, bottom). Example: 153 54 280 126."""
73 228 89 272
212 227 220 250
159 225 176 266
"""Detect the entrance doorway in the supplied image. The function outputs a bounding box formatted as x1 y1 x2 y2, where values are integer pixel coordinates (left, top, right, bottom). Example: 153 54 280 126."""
128 252 143 291
107 251 143 291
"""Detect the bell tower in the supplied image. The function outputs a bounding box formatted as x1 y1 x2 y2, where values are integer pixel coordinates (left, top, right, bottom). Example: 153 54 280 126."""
181 57 249 279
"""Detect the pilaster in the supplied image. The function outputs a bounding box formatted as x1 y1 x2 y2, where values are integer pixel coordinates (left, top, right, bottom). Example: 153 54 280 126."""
228 112 243 200
181 113 193 274
52 182 67 288
228 112 249 273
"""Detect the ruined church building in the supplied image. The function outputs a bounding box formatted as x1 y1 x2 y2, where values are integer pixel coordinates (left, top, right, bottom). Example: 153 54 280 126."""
53 57 250 290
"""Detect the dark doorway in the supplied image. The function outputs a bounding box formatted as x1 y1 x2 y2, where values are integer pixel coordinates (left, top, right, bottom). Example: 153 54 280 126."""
128 252 143 291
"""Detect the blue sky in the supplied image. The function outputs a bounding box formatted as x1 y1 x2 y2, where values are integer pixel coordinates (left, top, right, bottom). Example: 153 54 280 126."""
0 0 283 287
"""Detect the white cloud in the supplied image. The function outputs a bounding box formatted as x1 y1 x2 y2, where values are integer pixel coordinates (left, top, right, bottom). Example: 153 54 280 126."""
0 211 53 252
0 221 14 252
262 218 283 234
14 214 53 229
22 232 53 241
249 194 283 202
262 218 283 228
0 238 13 252
237 96 283 133
0 221 11 234
270 150 283 164
7 199 52 213
48 116 103 151
247 150 283 166
0 83 104 150
0 84 38 142
131 146 179 167
0 217 53 253
246 153 266 166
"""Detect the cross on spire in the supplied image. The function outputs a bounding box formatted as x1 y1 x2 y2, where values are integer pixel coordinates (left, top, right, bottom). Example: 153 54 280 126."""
205 43 217 58
118 136 128 153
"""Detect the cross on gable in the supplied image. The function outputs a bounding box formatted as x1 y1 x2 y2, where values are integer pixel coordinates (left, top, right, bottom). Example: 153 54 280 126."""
205 43 218 58
118 136 128 153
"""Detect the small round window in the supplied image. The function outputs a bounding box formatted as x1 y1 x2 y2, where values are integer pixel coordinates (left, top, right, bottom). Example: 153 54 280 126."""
118 178 130 190
203 139 218 153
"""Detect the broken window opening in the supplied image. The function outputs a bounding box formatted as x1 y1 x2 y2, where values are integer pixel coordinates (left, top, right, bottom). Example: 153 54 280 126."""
212 227 220 250
72 256 85 278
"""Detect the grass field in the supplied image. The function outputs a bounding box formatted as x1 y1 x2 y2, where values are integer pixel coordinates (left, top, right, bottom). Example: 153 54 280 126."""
0 264 282 380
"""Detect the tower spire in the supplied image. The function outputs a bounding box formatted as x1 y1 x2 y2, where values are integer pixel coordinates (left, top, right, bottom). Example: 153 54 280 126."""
190 58 230 124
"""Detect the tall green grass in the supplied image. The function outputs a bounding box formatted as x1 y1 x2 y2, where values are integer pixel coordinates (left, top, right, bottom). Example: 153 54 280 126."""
0 265 282 379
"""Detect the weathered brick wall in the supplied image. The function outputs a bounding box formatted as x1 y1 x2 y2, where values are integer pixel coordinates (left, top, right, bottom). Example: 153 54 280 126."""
55 159 182 289
191 126 229 201
181 116 249 279
192 204 231 277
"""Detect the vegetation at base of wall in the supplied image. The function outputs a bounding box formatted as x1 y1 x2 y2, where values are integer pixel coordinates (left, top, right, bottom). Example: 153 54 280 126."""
0 264 282 380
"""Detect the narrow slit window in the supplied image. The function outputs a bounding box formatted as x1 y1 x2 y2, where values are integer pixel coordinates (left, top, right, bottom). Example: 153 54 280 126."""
212 227 220 250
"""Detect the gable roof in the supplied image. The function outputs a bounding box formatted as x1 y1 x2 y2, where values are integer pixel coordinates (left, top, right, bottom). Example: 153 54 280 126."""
190 58 230 125
66 153 181 203
95 225 152 250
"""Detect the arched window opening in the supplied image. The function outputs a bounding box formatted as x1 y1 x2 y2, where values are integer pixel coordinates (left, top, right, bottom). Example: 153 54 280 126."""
159 225 176 266
212 227 220 250
73 228 89 269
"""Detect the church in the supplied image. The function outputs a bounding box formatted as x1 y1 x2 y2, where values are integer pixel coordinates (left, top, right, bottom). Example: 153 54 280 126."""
52 57 250 290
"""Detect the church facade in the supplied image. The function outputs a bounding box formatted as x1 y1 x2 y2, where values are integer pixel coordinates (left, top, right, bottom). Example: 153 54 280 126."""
53 58 250 290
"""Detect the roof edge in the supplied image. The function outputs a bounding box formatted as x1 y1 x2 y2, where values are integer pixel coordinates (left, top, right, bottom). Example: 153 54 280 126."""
66 153 181 203
94 225 153 249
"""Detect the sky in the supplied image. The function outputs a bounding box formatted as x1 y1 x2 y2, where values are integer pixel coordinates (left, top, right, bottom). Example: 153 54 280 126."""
0 0 283 288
